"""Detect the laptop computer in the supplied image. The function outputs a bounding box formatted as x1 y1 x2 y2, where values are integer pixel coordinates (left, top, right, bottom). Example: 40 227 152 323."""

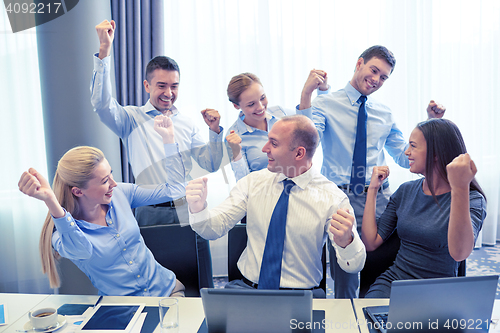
364 275 499 333
200 288 313 333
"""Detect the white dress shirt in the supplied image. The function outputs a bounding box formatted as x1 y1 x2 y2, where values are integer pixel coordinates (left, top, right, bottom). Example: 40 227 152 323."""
189 166 366 289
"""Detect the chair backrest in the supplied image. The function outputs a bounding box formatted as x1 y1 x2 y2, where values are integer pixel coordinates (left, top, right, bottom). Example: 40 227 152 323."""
140 224 201 297
58 257 98 295
227 223 327 295
359 231 466 298
359 231 401 298
228 224 247 282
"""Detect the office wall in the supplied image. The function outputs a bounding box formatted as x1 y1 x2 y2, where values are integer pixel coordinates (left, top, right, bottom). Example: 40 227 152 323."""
36 0 122 183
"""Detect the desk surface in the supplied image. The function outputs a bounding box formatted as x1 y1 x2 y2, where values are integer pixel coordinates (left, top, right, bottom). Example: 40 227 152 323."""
0 293 359 333
0 293 50 332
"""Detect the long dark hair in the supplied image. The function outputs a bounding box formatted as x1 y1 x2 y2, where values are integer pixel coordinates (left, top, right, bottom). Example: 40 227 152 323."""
416 118 486 203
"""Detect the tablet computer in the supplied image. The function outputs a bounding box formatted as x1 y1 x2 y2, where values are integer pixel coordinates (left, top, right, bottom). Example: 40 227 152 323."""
78 303 145 332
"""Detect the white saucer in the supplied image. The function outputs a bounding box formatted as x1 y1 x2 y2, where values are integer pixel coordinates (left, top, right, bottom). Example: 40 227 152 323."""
23 315 67 332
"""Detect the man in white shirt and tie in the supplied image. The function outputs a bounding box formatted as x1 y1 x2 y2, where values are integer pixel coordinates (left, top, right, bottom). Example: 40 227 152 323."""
186 115 366 298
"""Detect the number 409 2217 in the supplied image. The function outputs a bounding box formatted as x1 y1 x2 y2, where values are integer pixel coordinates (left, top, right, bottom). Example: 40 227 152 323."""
443 318 491 330
5 2 61 14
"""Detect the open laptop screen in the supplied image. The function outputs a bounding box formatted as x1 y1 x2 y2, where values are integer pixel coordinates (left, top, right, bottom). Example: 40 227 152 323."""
200 288 313 333
365 275 498 333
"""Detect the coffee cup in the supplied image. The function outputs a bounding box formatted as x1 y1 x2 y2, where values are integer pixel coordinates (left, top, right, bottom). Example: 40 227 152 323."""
27 307 58 330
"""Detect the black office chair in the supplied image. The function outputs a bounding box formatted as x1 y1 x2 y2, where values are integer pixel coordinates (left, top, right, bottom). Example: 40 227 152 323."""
227 224 247 282
359 231 467 298
458 258 466 277
140 224 201 297
58 257 98 295
227 223 327 297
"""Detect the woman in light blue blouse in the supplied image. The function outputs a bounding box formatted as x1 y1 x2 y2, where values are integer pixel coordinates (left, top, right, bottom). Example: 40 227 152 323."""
225 70 330 181
18 116 187 297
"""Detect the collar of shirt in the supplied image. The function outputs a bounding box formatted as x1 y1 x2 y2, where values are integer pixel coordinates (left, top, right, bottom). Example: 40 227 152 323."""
236 111 273 134
275 165 317 191
145 102 179 117
344 82 371 107
72 204 114 230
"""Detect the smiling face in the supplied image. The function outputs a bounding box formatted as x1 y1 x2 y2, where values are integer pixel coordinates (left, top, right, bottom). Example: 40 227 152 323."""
405 128 427 175
144 69 179 113
261 121 298 177
350 57 392 96
75 159 117 207
234 82 268 129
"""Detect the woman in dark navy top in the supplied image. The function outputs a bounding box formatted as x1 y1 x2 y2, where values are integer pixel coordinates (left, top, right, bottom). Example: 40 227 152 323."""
361 118 486 298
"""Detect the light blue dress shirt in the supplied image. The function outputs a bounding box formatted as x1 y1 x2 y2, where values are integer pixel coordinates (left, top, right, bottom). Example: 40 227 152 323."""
52 181 185 296
300 82 409 186
51 144 185 296
90 54 224 187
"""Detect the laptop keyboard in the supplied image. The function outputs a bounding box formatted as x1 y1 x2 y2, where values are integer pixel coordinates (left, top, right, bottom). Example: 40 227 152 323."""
373 313 388 329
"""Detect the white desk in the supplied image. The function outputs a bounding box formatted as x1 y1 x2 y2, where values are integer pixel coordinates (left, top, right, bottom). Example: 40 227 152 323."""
0 293 51 332
1 293 359 333
314 299 359 332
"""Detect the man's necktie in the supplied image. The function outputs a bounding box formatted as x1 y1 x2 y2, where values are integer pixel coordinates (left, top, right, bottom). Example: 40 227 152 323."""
258 179 296 289
351 95 368 196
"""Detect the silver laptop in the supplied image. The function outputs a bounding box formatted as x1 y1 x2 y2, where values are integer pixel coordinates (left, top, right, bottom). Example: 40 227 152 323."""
200 288 313 333
365 275 499 333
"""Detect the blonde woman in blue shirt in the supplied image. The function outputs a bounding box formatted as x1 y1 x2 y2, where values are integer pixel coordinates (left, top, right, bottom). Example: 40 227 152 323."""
225 71 330 181
18 116 187 297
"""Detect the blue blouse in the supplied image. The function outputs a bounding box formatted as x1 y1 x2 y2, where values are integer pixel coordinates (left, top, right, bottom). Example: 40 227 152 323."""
51 143 185 296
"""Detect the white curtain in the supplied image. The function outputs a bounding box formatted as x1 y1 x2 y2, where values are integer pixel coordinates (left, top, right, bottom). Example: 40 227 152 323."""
164 0 500 274
0 11 51 292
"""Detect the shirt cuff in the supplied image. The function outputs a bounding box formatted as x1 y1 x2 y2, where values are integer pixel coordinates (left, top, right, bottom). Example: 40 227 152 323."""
189 204 209 220
52 210 79 234
93 53 110 74
209 126 224 141
231 156 246 170
163 142 180 157
296 105 312 119
189 205 210 232
331 232 364 261
317 85 330 94
230 153 250 182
